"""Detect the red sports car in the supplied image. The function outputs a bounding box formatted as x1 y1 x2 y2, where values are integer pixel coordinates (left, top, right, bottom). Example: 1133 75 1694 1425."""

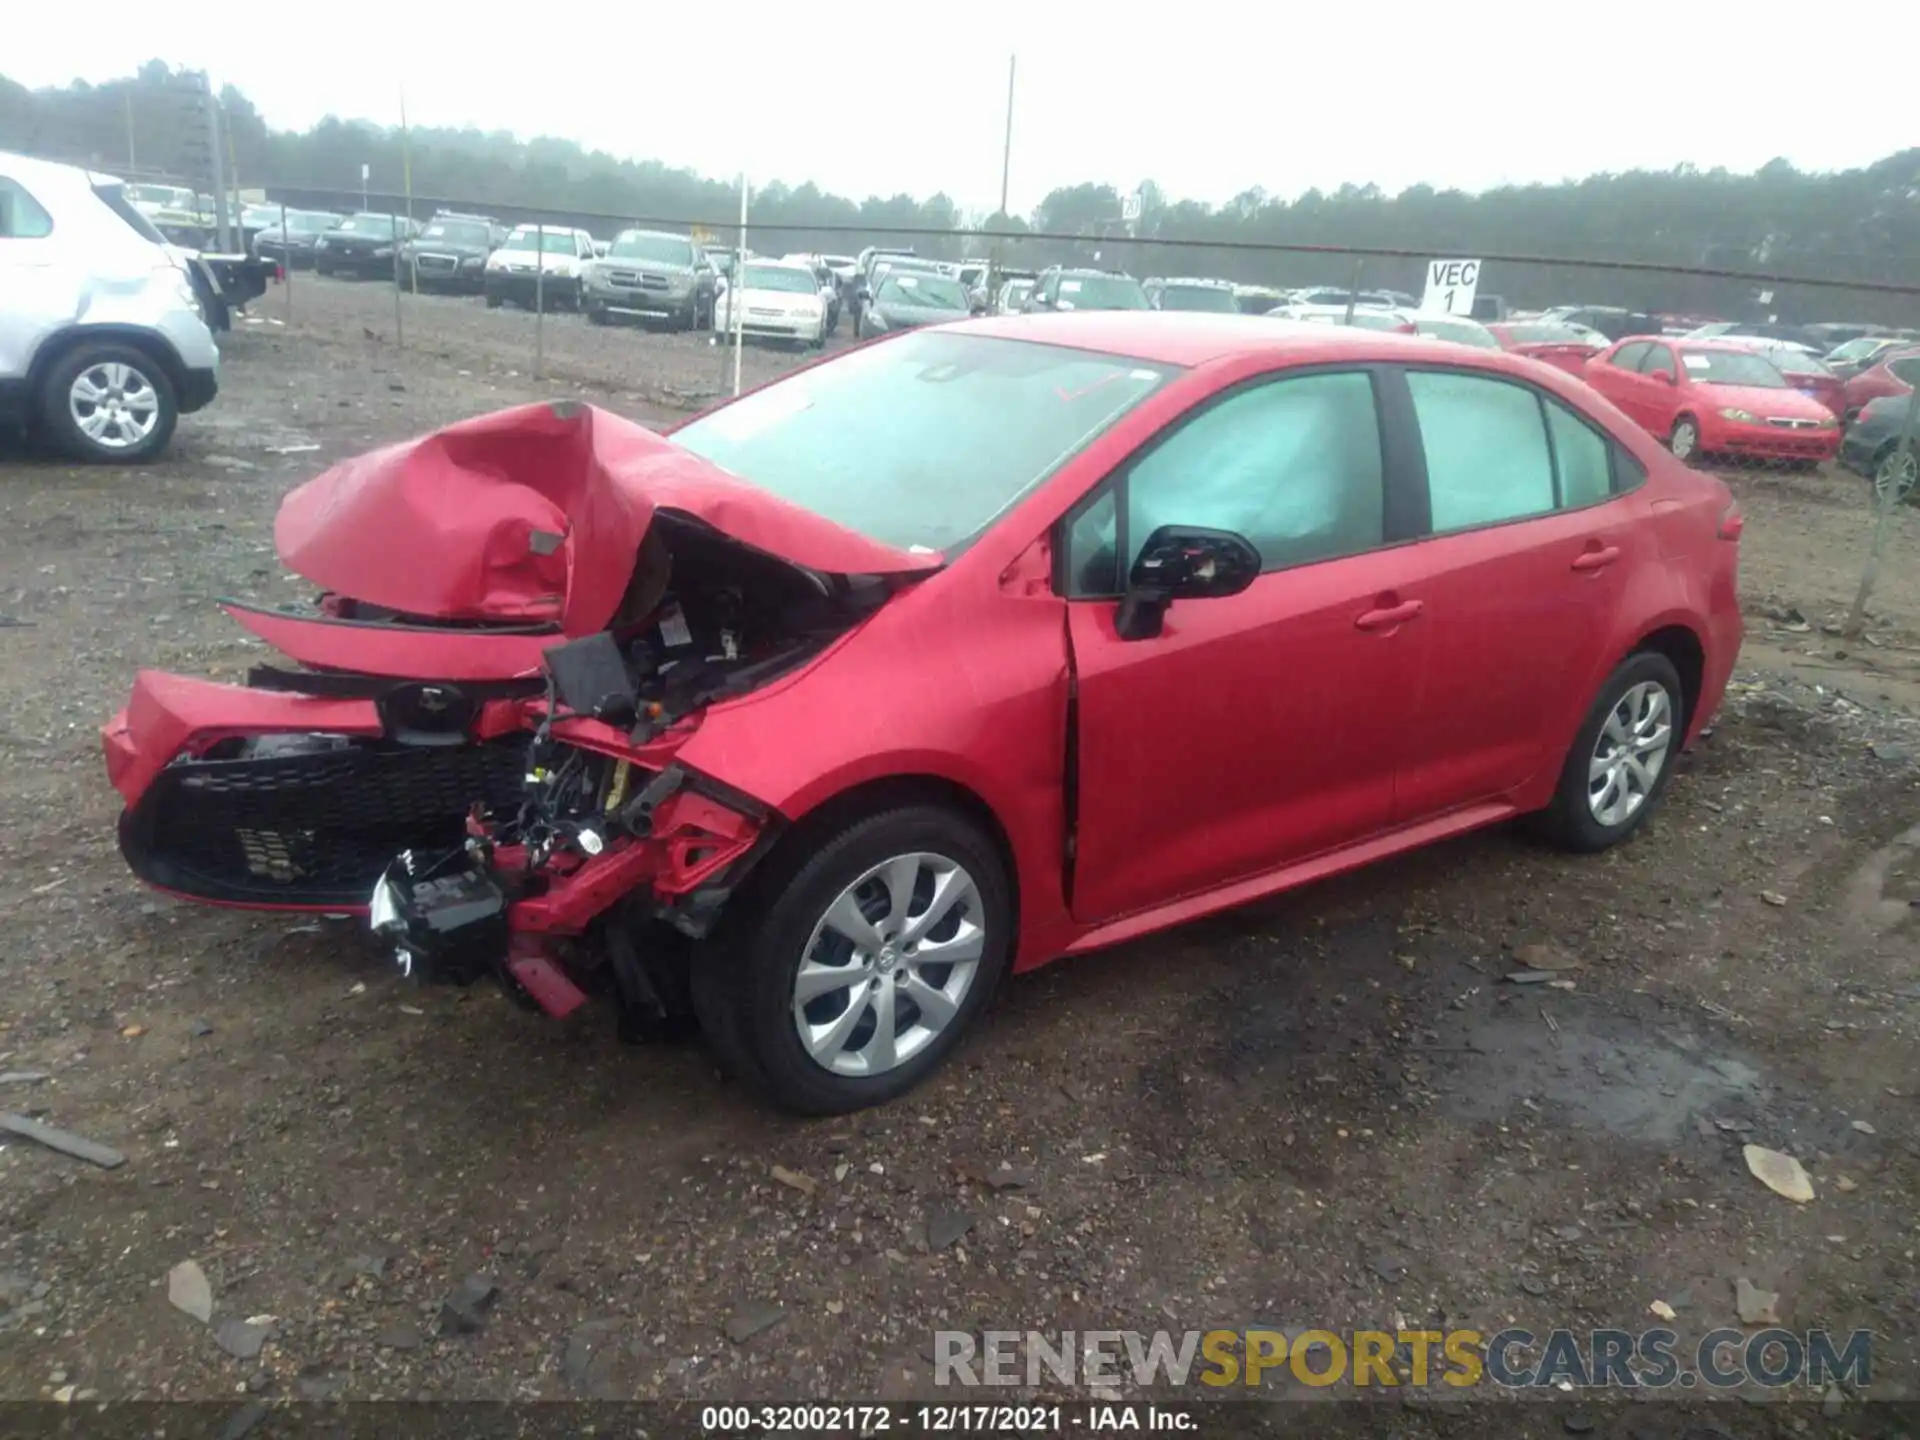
103 314 1744 1114
1584 337 1840 465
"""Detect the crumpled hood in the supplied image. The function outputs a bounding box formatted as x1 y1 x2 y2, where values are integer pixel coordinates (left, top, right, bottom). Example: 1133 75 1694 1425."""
275 400 938 634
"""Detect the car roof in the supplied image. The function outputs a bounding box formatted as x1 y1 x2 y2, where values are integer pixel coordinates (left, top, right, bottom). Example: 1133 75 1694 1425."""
952 311 1545 368
0 148 125 196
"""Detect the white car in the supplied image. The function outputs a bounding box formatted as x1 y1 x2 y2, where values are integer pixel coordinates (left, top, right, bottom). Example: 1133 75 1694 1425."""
1265 302 1417 333
0 150 219 462
483 224 597 311
713 261 828 347
1409 313 1502 349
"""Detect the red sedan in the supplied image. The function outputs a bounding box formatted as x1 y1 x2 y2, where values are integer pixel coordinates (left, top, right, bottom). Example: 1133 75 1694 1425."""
1488 321 1605 377
103 315 1744 1114
1839 347 1920 424
1585 337 1840 465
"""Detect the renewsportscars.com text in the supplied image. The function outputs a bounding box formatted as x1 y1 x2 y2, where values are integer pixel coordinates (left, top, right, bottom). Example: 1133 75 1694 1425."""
934 1327 1872 1390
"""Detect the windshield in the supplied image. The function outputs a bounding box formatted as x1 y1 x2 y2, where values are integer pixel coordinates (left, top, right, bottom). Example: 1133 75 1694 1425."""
1415 318 1501 349
878 274 969 310
1503 323 1591 345
289 211 337 233
1001 281 1034 305
1056 275 1148 310
1766 351 1828 378
420 220 491 245
1680 349 1787 387
504 229 579 254
611 232 695 265
1827 337 1887 362
337 214 400 235
742 265 818 294
1158 285 1240 313
671 332 1175 553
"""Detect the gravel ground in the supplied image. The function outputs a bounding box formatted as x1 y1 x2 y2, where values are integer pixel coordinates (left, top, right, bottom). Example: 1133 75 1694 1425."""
0 281 1916 1425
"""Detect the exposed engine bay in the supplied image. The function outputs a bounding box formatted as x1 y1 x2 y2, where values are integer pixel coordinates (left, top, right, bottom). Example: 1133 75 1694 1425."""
104 400 941 1042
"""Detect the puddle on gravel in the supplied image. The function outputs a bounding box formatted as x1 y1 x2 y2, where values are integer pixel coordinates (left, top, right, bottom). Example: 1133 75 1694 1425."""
1431 1009 1763 1143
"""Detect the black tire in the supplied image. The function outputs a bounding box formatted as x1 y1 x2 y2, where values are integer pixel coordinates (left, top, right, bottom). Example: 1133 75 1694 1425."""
484 291 503 309
691 804 1013 1115
586 305 609 326
1533 651 1686 853
39 343 179 464
314 262 332 278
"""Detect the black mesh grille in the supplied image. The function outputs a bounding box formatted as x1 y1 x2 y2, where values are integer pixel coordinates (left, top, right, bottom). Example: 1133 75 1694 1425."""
122 737 531 907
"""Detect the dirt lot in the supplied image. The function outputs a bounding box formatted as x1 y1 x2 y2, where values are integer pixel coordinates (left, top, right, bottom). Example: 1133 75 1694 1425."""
0 279 1916 1426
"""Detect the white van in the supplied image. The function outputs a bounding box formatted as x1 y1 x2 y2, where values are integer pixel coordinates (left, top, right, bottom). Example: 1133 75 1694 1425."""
1 150 220 463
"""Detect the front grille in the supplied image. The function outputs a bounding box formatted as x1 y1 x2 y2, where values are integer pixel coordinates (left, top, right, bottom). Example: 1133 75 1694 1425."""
121 736 530 907
415 252 459 270
1767 417 1820 430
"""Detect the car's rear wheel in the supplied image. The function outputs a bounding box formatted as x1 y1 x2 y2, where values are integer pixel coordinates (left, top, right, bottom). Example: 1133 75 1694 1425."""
40 345 179 464
1874 445 1918 505
484 291 503 309
692 804 1012 1114
1534 651 1684 853
1668 415 1700 462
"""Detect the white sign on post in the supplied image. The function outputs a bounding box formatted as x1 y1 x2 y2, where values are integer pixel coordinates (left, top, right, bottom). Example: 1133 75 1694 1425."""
1420 258 1482 315
1121 191 1143 224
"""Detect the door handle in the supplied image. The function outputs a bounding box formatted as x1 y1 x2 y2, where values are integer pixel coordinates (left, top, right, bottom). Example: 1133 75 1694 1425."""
1355 598 1424 631
1571 545 1621 572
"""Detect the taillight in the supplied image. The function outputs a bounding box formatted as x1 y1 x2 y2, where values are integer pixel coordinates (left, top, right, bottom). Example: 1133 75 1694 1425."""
1718 501 1745 541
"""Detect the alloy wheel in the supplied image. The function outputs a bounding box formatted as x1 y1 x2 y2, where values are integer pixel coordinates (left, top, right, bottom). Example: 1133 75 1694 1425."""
791 851 986 1077
1875 449 1918 505
69 362 161 450
1669 420 1698 461
1588 681 1674 827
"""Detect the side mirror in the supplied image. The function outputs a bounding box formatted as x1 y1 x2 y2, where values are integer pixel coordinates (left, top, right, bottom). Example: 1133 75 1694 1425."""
1114 525 1262 641
1649 368 1676 385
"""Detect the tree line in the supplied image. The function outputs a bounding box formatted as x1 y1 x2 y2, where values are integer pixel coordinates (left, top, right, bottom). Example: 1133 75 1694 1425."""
5 61 1920 321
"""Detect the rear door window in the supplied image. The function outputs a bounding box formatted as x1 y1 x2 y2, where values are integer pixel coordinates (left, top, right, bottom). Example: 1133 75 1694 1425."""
1407 370 1556 532
1610 341 1652 372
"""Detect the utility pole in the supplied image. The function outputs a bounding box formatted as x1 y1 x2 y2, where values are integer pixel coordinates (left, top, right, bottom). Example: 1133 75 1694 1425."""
123 91 136 174
202 72 232 252
991 54 1015 290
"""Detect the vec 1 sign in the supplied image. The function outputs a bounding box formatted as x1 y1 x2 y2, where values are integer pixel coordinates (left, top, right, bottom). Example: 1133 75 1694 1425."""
1421 259 1481 316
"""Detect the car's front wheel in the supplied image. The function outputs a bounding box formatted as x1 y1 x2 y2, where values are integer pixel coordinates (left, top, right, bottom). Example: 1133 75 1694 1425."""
40 344 179 463
1534 651 1684 853
693 804 1013 1114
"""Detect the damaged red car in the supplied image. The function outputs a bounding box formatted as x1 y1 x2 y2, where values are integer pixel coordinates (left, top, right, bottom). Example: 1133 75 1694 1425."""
103 314 1744 1113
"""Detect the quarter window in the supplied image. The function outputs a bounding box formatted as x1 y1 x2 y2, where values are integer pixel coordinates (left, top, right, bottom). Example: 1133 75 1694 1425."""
0 178 53 239
1408 370 1556 532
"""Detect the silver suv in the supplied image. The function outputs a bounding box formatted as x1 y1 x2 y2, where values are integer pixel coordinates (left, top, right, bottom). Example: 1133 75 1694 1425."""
1 150 219 463
583 228 717 330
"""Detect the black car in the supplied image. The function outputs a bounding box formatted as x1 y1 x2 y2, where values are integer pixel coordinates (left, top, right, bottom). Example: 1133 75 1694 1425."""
251 209 343 268
402 213 506 293
1839 394 1920 501
313 213 422 279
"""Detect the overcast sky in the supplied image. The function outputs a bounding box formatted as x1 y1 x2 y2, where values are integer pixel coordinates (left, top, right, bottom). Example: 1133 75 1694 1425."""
7 1 1914 215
